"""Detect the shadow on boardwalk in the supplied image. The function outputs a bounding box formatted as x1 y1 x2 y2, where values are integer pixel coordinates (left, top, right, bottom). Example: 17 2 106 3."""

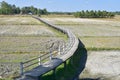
41 39 88 80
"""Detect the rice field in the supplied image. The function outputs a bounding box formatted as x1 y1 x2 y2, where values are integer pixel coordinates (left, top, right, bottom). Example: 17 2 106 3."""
0 15 66 79
59 25 120 37
80 37 120 50
0 16 66 60
0 15 43 25
0 25 56 36
0 36 64 54
0 15 66 55
0 15 120 79
43 16 120 50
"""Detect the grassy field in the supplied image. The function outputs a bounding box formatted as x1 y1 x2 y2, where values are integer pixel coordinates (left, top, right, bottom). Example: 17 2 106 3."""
41 14 74 18
0 15 43 25
0 36 64 54
0 16 67 62
0 25 56 36
43 15 120 50
59 25 120 37
0 15 120 79
0 15 67 79
80 37 120 50
0 16 66 55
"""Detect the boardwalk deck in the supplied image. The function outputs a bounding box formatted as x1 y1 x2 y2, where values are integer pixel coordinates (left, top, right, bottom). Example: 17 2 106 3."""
24 58 62 79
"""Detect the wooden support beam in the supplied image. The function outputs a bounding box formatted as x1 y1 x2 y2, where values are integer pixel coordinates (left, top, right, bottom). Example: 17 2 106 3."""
39 75 42 80
64 61 67 70
53 68 56 80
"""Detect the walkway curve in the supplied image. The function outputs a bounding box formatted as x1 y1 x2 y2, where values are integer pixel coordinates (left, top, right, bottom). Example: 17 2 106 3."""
18 16 79 80
33 16 79 61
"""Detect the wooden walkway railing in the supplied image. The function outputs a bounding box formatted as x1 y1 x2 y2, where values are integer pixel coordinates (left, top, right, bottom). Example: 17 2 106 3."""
18 16 79 80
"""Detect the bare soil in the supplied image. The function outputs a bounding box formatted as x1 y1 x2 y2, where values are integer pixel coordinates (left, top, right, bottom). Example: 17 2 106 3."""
80 51 120 80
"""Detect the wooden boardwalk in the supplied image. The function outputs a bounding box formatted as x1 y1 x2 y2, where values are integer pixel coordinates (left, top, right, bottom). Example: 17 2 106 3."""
17 16 79 80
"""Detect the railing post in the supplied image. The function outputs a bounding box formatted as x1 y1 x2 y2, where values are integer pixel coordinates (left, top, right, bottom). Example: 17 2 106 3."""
50 49 52 60
58 44 61 55
38 55 41 65
20 62 23 76
63 43 65 52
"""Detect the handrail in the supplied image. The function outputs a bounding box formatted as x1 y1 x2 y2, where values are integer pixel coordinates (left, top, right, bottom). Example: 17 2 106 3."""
22 53 48 64
20 48 60 75
19 16 79 78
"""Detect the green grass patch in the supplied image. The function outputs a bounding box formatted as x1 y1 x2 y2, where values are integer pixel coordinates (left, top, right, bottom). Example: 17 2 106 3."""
49 27 68 41
86 47 120 51
40 23 68 41
79 36 120 50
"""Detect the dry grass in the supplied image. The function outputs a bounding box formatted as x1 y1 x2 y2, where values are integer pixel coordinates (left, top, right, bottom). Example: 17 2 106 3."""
0 15 66 60
0 25 55 36
0 15 68 79
0 15 43 25
60 25 120 37
80 37 120 50
42 14 120 22
0 53 41 62
90 15 120 22
43 16 120 50
41 14 74 18
0 36 64 54
43 15 120 27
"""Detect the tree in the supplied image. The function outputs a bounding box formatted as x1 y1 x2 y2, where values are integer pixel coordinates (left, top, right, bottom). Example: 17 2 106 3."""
0 1 11 14
88 10 94 18
74 12 79 17
42 8 48 15
74 10 115 18
0 1 21 14
0 1 48 15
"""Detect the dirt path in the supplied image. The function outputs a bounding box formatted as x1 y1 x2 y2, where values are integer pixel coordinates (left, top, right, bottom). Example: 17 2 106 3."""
79 51 120 80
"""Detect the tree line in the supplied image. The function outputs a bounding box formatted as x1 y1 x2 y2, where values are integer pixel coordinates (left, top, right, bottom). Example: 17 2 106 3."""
0 1 48 15
74 10 115 18
113 11 120 15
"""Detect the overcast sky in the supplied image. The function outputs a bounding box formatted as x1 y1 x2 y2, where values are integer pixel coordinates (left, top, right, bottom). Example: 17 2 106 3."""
2 0 120 12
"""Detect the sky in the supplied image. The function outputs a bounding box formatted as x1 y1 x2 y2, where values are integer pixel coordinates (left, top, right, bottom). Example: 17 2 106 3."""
1 0 120 12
